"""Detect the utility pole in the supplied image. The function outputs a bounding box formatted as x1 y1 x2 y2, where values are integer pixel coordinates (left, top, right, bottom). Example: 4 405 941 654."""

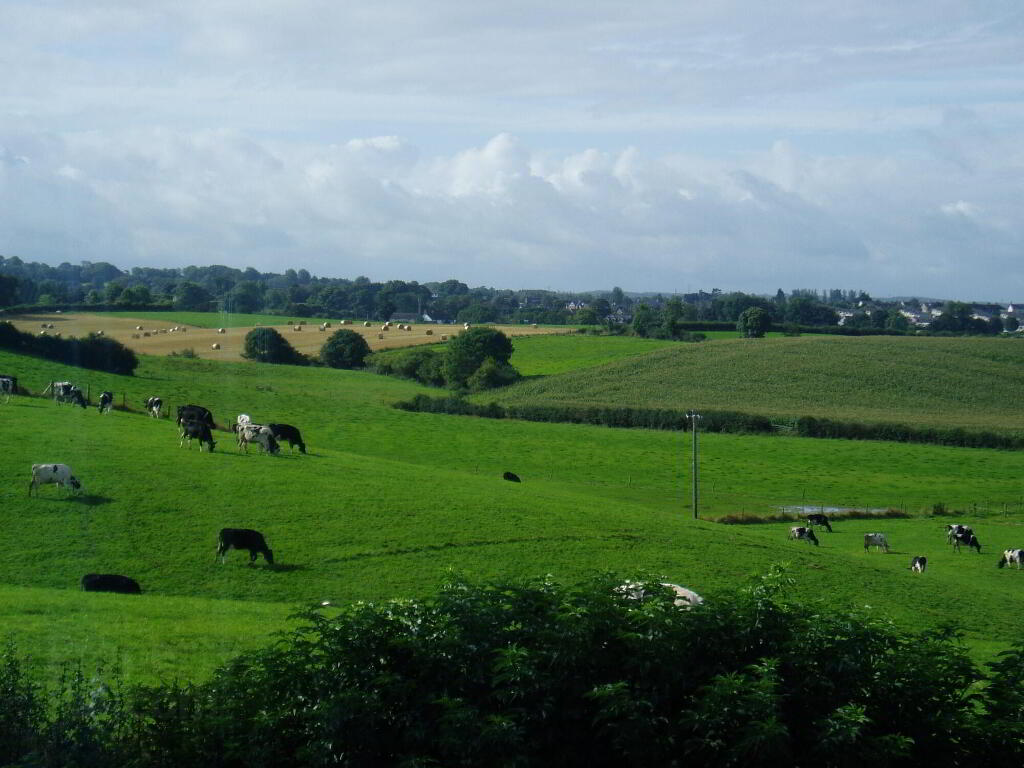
687 410 702 518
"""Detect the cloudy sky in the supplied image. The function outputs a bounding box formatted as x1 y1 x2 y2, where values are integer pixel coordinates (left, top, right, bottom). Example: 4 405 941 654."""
2 1 1022 298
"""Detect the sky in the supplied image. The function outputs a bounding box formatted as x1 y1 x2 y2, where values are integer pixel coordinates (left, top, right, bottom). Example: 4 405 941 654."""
1 1 1022 299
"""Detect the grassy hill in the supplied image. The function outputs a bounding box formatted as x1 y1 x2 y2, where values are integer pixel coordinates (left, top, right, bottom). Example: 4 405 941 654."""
485 334 1024 433
3 344 1024 685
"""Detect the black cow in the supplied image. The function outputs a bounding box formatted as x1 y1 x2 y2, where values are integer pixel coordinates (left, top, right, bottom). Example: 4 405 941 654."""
910 556 927 573
502 471 521 482
805 513 832 532
81 573 142 594
180 420 216 452
52 381 86 408
97 391 114 414
217 528 274 565
144 396 163 418
177 404 214 429
267 423 306 453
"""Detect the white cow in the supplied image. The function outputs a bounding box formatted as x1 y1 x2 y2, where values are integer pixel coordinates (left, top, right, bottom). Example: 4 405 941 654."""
29 463 82 496
616 581 704 609
235 423 279 454
864 533 890 553
998 550 1024 569
946 524 973 544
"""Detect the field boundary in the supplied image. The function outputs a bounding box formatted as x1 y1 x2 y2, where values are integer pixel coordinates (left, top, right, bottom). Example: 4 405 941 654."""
393 393 1024 450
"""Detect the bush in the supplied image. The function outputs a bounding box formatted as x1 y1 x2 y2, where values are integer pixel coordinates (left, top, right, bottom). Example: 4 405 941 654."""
466 357 520 392
241 327 308 365
0 323 138 375
319 329 371 369
443 327 516 388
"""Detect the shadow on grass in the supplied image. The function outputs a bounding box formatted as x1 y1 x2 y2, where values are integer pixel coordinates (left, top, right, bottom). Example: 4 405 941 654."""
68 493 114 506
266 564 306 573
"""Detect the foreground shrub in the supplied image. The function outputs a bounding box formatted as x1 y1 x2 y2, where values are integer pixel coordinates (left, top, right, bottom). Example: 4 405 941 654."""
320 329 371 369
3 571 1024 765
0 322 138 375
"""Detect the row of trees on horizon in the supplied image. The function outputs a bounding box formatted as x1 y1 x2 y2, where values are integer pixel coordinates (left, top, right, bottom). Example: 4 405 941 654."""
0 255 1014 337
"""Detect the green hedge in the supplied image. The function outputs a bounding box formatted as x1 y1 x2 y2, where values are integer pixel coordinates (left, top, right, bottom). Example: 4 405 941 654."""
394 394 1024 450
0 321 138 375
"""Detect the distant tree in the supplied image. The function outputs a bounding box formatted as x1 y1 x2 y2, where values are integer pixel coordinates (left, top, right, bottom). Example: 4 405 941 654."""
174 281 213 311
610 286 626 307
320 329 371 369
988 315 1004 334
785 296 839 326
117 284 152 306
241 327 307 365
630 303 657 337
737 307 770 338
84 289 103 305
104 282 124 303
884 311 910 331
575 307 599 325
1005 316 1019 332
443 327 515 388
226 281 264 314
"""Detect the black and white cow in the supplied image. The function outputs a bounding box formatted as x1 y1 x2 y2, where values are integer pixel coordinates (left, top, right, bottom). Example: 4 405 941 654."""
51 381 86 408
864 533 890 553
0 375 15 403
789 526 819 546
81 573 142 594
176 404 214 429
805 513 833 532
29 463 82 496
180 420 216 452
97 391 114 414
945 524 974 544
910 556 927 573
216 528 274 565
144 396 162 418
998 549 1024 569
267 424 305 454
235 423 279 454
502 471 521 482
952 531 982 554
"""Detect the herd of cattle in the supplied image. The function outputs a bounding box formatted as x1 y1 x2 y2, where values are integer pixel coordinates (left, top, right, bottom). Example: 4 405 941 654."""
788 516 1021 573
20 382 300 594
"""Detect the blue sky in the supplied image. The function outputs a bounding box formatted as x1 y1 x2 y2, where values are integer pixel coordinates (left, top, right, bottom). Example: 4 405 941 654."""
1 1 1022 299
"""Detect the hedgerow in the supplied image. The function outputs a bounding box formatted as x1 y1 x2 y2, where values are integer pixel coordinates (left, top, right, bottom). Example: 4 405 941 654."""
2 571 1021 766
0 321 138 375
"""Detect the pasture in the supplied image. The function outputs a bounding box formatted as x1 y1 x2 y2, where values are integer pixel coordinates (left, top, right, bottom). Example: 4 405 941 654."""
5 312 567 362
1 335 1024 685
486 333 1024 433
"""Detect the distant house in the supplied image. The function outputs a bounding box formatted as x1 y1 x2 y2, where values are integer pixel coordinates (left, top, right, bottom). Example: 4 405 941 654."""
421 312 453 324
390 313 420 324
565 301 587 312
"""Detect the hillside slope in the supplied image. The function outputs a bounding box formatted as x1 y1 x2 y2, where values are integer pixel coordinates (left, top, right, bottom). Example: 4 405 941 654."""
484 335 1024 432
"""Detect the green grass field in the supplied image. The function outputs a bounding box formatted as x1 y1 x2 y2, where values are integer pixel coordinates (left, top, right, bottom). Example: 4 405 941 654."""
3 330 1024 685
485 334 1024 432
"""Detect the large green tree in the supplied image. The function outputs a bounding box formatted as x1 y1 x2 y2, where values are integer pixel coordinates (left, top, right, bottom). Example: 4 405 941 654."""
737 306 770 337
320 329 371 369
241 327 307 365
443 326 515 387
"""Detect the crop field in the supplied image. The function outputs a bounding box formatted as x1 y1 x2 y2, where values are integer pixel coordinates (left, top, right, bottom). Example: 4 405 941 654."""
485 334 1024 433
1 333 1023 685
4 312 567 362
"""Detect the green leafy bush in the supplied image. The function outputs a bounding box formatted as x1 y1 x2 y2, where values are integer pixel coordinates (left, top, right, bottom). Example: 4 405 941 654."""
0 322 138 375
319 329 371 369
241 327 308 365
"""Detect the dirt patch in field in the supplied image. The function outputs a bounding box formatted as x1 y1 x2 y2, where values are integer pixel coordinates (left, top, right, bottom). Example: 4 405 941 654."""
5 314 569 362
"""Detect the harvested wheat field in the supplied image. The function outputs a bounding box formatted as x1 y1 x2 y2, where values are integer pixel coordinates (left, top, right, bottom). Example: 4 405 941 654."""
5 313 568 361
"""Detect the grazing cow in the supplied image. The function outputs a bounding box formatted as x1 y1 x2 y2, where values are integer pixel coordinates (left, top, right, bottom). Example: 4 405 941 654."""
864 533 890 553
81 573 141 594
946 524 973 544
502 471 521 482
616 581 704 609
217 528 274 565
267 423 305 454
789 526 819 546
144 396 162 418
180 420 216 452
805 513 833 532
0 375 14 403
177 404 214 429
235 423 280 454
998 549 1024 569
236 414 251 427
49 381 86 408
910 556 927 573
29 463 82 496
952 531 982 554
97 391 113 414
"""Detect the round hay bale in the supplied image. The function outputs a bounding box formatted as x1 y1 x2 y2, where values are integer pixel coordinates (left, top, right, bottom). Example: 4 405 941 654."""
441 334 448 341
364 321 371 327
425 329 433 336
217 328 226 334
211 343 221 350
